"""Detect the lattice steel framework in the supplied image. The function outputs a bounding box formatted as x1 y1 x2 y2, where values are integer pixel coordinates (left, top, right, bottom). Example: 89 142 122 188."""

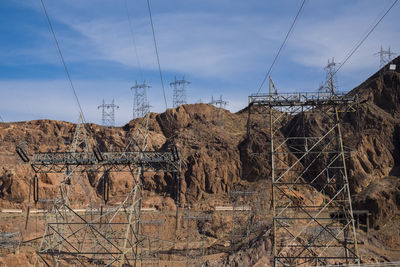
322 58 339 93
170 76 190 108
209 95 228 109
131 81 151 119
98 99 119 127
230 186 269 252
17 112 182 266
139 219 165 267
209 95 228 127
230 189 256 250
375 46 396 68
248 78 359 266
183 212 211 267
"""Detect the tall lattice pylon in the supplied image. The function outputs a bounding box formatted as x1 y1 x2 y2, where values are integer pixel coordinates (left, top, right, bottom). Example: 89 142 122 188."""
248 77 359 266
321 58 339 93
98 99 119 127
29 110 181 266
131 81 151 119
209 95 228 126
36 113 93 266
375 46 396 68
170 76 190 108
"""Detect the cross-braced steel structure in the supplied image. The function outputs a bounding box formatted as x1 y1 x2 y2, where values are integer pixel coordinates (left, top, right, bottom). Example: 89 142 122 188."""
170 76 190 108
138 218 165 266
15 112 182 266
183 211 211 267
131 81 151 119
209 95 228 127
98 99 119 127
230 185 268 251
248 78 359 266
375 46 396 68
230 189 256 250
322 58 339 93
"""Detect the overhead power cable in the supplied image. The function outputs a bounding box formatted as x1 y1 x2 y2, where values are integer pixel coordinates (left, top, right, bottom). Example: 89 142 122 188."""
335 0 398 74
256 0 307 95
124 0 144 81
39 0 87 123
146 0 168 110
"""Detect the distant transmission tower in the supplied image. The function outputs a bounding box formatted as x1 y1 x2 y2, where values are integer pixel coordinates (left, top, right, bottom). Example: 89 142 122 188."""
97 99 119 127
375 46 396 67
322 57 339 92
209 95 228 109
170 76 190 108
209 95 228 127
131 81 151 119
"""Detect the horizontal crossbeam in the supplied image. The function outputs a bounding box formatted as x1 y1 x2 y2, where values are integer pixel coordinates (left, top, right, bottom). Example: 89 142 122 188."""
249 92 357 108
31 151 180 173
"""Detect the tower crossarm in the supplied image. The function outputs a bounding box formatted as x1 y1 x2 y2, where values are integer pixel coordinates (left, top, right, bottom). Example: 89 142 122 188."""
248 92 357 111
31 150 181 173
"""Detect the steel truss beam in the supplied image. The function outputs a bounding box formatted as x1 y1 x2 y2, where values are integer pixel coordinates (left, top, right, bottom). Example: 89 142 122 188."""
30 113 182 267
31 151 181 173
248 78 359 266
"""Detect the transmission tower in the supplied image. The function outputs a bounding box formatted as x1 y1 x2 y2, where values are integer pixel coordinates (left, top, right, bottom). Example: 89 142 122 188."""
209 95 228 127
322 58 339 93
375 46 396 67
170 76 190 108
16 112 182 266
98 99 119 127
209 95 228 109
248 78 360 266
131 81 151 119
183 211 211 267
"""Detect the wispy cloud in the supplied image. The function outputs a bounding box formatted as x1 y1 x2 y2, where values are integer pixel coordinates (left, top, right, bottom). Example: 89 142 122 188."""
1 0 399 124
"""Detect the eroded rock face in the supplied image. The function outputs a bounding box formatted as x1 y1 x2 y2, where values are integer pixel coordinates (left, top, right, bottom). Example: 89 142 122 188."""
353 177 400 229
0 103 250 208
0 57 400 232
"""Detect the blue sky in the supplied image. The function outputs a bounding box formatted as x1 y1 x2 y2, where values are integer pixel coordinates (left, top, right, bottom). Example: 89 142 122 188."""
0 0 399 125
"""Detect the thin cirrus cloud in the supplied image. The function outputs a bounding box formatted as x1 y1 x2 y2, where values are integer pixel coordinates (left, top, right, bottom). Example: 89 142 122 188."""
0 0 399 125
62 12 281 79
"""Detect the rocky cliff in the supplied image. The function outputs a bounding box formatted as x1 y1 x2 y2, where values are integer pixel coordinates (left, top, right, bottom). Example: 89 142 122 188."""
0 57 400 234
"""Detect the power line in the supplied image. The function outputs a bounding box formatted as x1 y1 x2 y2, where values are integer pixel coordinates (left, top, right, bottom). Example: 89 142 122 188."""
146 0 168 110
335 0 398 74
256 0 307 95
39 0 86 122
124 0 144 81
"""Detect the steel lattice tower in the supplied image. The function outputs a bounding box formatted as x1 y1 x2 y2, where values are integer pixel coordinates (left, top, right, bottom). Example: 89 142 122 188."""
375 46 396 67
248 77 359 266
322 58 339 93
170 76 190 108
14 112 182 266
98 99 119 127
131 81 151 119
209 95 228 109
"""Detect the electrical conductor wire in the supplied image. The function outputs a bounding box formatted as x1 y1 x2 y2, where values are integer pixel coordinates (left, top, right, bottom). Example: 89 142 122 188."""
335 0 398 74
146 0 168 110
39 0 87 123
125 0 144 81
256 0 307 95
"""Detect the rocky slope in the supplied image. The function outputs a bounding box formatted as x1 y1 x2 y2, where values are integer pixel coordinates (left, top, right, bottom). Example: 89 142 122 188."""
0 57 400 264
